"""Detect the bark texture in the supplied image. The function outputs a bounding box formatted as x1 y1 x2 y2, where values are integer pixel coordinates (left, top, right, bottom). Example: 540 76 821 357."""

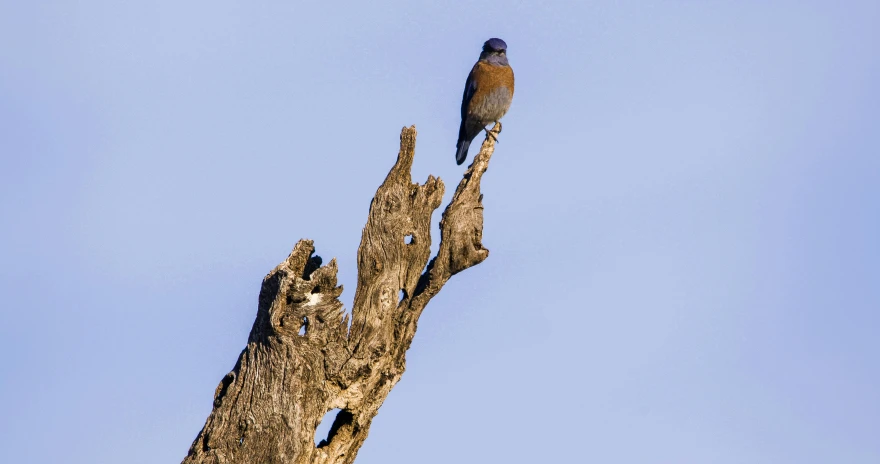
183 124 501 464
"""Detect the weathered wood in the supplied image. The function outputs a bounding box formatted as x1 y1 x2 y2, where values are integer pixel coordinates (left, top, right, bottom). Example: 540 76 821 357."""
183 124 500 464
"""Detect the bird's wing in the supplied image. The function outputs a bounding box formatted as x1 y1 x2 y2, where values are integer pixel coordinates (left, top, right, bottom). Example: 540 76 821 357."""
460 66 478 120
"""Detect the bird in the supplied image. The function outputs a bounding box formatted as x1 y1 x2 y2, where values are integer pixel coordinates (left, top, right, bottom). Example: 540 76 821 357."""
455 38 515 165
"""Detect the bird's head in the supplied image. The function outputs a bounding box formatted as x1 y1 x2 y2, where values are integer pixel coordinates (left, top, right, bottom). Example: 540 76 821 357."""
480 38 509 65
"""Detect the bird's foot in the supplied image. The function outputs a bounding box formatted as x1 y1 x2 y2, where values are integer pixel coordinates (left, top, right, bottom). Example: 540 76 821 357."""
483 121 502 142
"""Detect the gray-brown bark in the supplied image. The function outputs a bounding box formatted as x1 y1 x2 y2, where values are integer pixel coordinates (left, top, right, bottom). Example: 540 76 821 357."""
183 123 500 464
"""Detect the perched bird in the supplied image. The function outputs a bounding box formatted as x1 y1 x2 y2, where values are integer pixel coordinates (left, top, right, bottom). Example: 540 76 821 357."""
455 38 515 165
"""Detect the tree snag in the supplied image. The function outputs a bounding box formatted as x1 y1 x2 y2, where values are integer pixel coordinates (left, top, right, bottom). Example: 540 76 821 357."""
183 123 501 464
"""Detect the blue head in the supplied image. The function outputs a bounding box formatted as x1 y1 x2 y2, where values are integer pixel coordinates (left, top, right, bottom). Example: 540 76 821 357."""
480 38 509 65
483 38 507 53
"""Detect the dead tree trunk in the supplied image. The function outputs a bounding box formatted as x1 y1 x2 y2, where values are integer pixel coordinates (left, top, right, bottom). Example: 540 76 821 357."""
183 124 500 464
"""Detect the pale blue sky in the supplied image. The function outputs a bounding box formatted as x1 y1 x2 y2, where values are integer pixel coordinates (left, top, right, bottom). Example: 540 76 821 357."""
1 1 879 463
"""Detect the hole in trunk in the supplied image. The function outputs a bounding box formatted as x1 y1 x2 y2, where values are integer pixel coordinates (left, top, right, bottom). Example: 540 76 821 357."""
315 408 354 448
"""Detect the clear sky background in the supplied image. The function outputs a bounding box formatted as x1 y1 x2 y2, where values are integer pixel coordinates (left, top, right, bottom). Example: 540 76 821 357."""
1 1 879 463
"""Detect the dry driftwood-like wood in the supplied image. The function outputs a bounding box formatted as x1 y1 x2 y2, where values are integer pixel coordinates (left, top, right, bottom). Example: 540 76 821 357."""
183 123 501 464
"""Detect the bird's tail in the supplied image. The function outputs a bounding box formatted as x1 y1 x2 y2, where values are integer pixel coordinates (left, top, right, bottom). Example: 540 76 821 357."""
455 139 471 165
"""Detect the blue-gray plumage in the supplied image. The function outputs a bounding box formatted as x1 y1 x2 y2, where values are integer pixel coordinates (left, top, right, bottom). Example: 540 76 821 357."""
455 38 515 165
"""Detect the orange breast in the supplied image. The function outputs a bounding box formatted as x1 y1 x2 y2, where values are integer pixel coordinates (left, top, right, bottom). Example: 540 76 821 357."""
467 61 515 121
471 61 515 99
